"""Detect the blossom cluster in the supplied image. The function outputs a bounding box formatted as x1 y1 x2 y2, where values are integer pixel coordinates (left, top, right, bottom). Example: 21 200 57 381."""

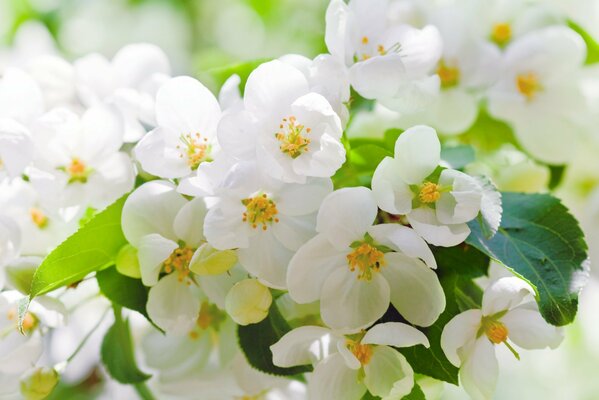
0 0 592 399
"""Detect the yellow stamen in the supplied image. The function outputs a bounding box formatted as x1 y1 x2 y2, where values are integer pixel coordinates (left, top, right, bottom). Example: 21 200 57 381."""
484 320 509 344
491 22 512 46
164 247 194 282
242 194 279 230
347 243 386 281
29 208 48 228
177 132 211 169
419 182 441 203
65 157 91 183
437 60 460 88
362 36 369 45
516 73 541 101
347 339 373 365
275 116 311 159
7 308 37 334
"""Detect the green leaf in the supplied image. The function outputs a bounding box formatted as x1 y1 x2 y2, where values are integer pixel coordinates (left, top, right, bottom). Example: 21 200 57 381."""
466 192 589 326
204 58 271 93
96 267 149 319
350 144 393 172
385 245 489 385
403 383 426 400
101 306 152 384
238 302 312 376
548 164 566 190
440 144 475 170
568 20 599 64
384 128 403 151
461 110 519 152
29 193 129 298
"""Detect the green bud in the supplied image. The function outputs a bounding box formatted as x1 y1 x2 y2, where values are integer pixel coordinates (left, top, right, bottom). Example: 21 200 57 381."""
20 367 59 400
189 243 237 276
225 279 272 325
115 244 141 279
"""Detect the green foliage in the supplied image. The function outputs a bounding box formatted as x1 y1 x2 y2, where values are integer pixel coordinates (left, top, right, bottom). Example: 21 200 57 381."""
403 383 426 400
460 110 519 152
568 20 599 65
467 192 589 326
96 267 149 320
28 194 129 298
238 302 312 376
203 58 271 93
101 306 152 384
440 144 476 170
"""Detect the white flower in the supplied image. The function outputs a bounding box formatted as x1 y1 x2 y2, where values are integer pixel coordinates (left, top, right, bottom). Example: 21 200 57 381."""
217 60 345 183
74 43 171 142
287 186 444 331
0 68 44 125
372 125 484 247
28 106 134 209
134 75 222 181
0 215 21 287
441 277 564 400
122 180 240 334
325 0 442 113
204 160 332 289
487 26 587 164
0 118 34 180
271 322 429 400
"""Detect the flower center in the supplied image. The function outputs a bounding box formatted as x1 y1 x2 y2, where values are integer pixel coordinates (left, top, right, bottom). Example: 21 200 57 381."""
242 194 279 230
164 246 194 282
7 308 37 334
177 133 211 170
484 319 509 344
491 22 512 46
63 157 92 183
29 208 48 229
347 242 386 281
419 182 441 203
275 116 311 159
437 60 460 88
189 301 226 339
516 73 541 101
347 340 373 365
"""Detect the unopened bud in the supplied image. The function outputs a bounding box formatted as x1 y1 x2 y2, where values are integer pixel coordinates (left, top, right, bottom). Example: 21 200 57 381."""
225 279 272 325
115 244 141 278
20 367 59 400
189 243 237 275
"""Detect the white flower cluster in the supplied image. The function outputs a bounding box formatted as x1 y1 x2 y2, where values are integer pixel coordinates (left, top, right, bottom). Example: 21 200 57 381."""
0 0 589 399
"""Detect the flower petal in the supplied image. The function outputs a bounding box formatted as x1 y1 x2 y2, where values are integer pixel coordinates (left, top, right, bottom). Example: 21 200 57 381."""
364 346 414 399
436 169 482 225
393 125 440 184
459 338 498 400
308 353 366 400
407 207 471 247
146 273 200 334
368 224 437 269
271 326 337 368
173 197 208 247
138 234 178 286
501 304 564 349
482 277 534 316
440 309 483 367
362 322 429 349
371 157 413 215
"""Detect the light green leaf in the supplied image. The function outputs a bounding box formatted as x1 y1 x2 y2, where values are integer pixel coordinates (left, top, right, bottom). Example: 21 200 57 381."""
461 110 519 152
203 58 271 93
568 20 599 64
441 144 475 170
467 192 589 326
101 306 151 384
115 244 141 279
29 193 129 298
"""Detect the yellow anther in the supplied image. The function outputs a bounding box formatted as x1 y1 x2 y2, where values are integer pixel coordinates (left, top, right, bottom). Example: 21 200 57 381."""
491 22 512 46
7 308 37 334
164 247 194 282
484 319 509 344
275 116 311 159
362 36 369 44
516 73 541 101
437 60 460 88
347 243 386 281
347 339 373 365
242 194 279 230
177 132 211 169
64 157 91 183
419 182 441 203
29 208 48 228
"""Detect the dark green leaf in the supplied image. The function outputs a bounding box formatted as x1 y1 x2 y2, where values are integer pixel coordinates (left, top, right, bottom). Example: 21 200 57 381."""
467 192 589 326
441 145 476 170
101 306 151 384
30 194 129 298
548 164 566 190
403 383 426 400
568 20 599 64
238 302 312 376
96 267 149 319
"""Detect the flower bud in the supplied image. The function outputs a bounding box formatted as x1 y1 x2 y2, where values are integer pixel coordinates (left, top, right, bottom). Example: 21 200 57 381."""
189 243 237 275
20 367 59 400
225 279 272 325
115 244 141 278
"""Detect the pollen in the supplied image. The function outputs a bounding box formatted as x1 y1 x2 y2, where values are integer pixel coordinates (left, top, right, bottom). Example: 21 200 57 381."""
347 243 386 281
164 246 194 282
29 207 48 228
177 132 211 169
275 116 311 159
347 340 373 365
242 194 279 230
7 308 37 334
362 36 369 44
484 320 509 344
419 182 441 203
491 22 512 46
516 73 541 101
437 60 460 88
66 158 91 183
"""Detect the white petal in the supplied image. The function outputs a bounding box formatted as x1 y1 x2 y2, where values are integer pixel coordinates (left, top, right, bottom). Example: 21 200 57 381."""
349 55 406 99
337 340 362 370
272 213 317 251
371 157 413 215
155 76 221 136
216 109 258 159
173 197 208 247
482 277 534 316
146 274 200 334
321 268 390 331
431 89 478 135
287 234 347 304
204 203 250 250
237 232 294 289
382 253 445 327
440 309 483 367
137 234 178 286
134 127 192 179
395 25 442 76
316 187 378 249
218 73 242 111
407 207 471 247
364 346 414 399
0 68 44 123
112 43 170 88
324 0 350 60
459 338 498 400
501 305 564 349
0 118 34 178
121 180 187 246
368 224 437 269
362 322 429 348
436 169 482 225
79 105 124 162
277 178 333 216
393 125 440 184
308 353 366 400
271 326 337 368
